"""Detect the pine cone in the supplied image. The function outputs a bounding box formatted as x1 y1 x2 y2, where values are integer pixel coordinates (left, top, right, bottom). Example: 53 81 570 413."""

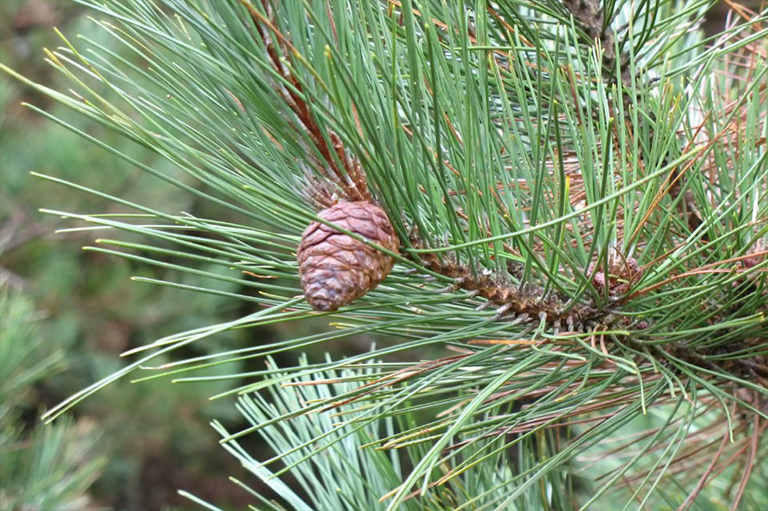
297 201 399 311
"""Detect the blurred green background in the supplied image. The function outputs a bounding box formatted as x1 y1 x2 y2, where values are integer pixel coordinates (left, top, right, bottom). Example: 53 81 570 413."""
0 1 755 510
0 1 290 509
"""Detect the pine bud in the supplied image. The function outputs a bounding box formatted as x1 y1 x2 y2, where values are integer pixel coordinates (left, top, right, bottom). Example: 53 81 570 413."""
588 253 641 296
297 201 399 311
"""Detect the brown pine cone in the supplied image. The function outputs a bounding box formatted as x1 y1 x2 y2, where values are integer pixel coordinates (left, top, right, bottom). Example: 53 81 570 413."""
297 201 399 311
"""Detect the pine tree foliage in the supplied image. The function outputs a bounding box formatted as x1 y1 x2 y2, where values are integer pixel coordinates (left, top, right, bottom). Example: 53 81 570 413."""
0 291 104 510
184 355 569 511
1 0 767 508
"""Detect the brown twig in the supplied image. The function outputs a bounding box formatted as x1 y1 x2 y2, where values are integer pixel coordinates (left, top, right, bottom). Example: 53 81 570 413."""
562 0 632 89
729 406 763 511
238 0 371 205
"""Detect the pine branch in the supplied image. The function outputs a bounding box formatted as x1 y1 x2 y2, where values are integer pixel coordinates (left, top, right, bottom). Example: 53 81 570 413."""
562 0 631 87
2 0 768 508
412 239 599 327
